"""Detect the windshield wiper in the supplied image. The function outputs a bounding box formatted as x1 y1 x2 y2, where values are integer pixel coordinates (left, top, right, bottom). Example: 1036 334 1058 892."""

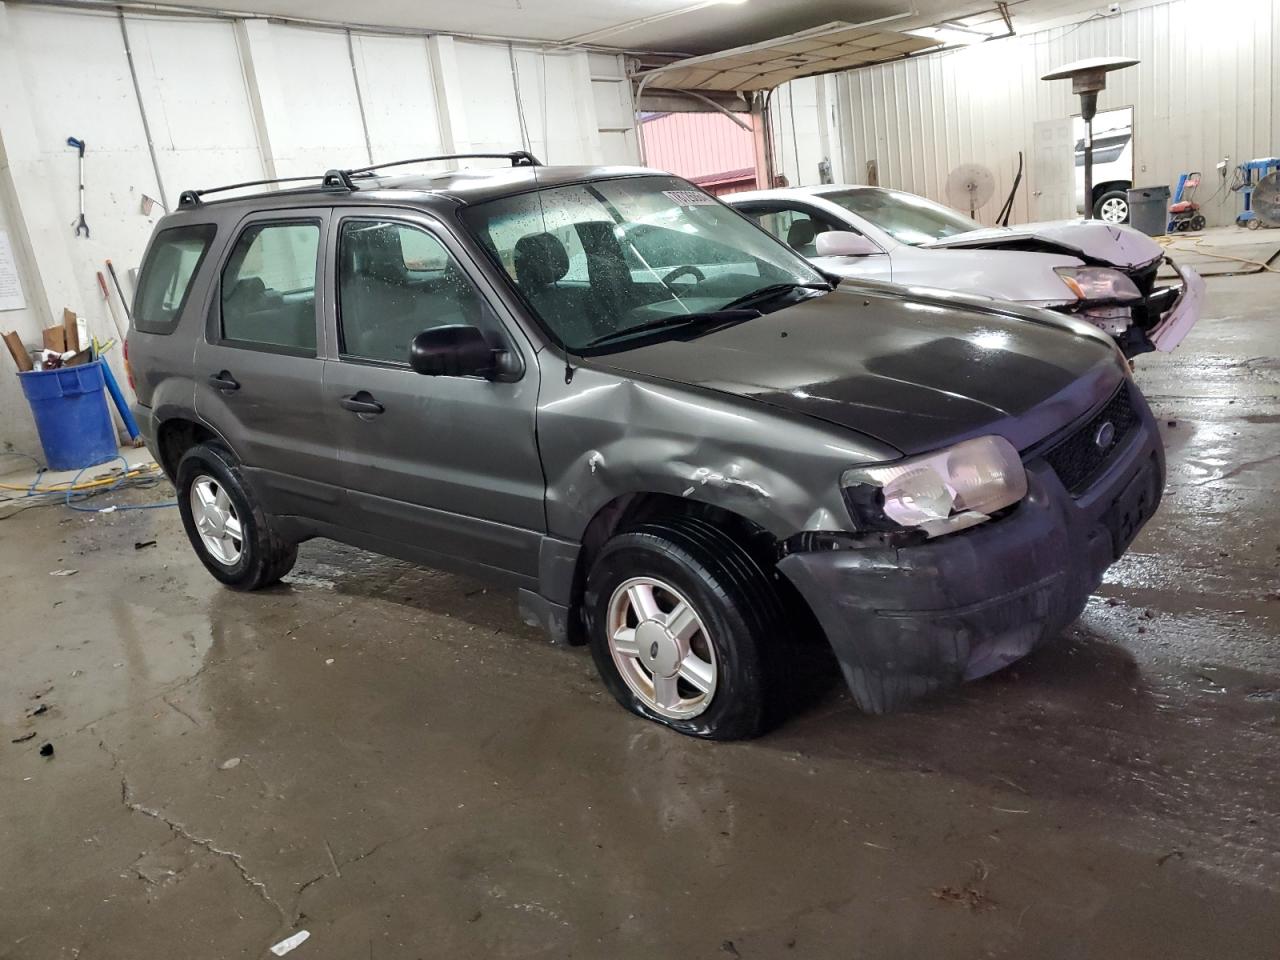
581 308 761 350
719 281 830 311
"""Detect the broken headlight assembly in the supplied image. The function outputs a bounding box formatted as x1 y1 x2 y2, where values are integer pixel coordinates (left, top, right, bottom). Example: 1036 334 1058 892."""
841 435 1028 539
1054 266 1141 303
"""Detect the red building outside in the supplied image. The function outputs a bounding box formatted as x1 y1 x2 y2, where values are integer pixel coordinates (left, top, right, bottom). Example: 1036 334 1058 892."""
638 111 759 196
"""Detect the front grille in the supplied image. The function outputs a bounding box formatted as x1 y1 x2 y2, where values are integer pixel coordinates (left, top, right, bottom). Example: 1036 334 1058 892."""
1042 385 1140 494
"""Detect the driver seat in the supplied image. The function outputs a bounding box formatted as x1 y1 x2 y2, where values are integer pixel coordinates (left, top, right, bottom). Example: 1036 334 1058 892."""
513 232 593 343
785 218 820 256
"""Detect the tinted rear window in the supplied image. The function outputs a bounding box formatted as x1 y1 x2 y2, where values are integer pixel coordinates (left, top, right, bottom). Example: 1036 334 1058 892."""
133 224 216 334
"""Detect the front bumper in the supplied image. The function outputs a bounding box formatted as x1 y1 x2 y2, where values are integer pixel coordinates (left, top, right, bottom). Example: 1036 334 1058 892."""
1057 258 1204 357
1147 260 1204 352
778 390 1165 714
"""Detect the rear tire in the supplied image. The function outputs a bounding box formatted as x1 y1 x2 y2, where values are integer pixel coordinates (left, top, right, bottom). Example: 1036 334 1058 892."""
584 516 789 740
1094 190 1130 223
176 443 297 590
1189 214 1206 231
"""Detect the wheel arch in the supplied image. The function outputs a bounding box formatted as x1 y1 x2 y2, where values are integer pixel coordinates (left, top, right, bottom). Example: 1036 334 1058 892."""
154 417 234 479
1092 180 1131 204
561 492 781 645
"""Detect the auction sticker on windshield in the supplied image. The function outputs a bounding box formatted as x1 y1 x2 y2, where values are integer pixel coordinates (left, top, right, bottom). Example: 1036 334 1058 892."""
664 190 717 206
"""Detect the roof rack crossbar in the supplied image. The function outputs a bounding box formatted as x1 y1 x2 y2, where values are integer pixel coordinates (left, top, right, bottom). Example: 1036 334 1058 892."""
343 151 541 176
178 170 356 208
176 151 540 208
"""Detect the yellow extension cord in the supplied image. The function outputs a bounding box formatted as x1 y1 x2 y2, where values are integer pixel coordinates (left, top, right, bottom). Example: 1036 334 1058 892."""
0 461 164 495
1157 234 1279 273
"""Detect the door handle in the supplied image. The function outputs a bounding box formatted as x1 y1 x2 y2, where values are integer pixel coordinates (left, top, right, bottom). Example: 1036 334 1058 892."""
340 392 384 416
208 371 239 392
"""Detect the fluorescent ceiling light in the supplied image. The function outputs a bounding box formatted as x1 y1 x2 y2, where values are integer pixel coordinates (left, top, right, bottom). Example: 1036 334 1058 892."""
906 23 990 46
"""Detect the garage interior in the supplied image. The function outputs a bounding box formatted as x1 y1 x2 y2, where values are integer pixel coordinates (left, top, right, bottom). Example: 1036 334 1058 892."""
2 0 1279 956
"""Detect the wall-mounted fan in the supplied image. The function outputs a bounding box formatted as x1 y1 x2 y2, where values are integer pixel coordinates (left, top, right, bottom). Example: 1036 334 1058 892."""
946 163 996 219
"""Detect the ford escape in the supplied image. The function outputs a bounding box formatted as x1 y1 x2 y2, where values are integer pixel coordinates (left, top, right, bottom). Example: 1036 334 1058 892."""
127 153 1165 739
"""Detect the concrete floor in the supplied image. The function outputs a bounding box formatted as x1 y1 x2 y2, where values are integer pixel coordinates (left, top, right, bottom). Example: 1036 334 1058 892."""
3 270 1279 959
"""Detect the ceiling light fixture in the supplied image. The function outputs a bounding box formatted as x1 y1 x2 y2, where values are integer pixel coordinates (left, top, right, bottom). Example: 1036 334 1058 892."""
905 23 991 46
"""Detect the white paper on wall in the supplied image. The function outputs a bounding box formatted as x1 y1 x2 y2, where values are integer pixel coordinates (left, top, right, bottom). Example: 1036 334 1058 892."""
0 231 27 312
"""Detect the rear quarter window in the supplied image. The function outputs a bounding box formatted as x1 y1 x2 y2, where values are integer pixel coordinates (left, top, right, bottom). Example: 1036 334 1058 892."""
133 224 216 335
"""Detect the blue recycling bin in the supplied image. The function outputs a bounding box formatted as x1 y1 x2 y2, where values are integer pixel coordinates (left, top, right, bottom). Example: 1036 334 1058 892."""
18 360 118 471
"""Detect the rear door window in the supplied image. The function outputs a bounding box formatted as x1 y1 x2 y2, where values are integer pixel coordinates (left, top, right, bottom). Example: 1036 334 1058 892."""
220 221 321 354
133 224 216 334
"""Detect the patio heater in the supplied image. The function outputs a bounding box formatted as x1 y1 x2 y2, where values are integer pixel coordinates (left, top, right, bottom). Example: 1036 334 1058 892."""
1041 57 1138 218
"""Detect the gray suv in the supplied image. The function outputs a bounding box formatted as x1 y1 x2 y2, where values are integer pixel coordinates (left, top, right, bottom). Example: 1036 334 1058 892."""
127 152 1164 740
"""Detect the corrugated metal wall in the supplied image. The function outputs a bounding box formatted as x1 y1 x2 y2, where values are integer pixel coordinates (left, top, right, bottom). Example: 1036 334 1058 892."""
771 0 1279 227
639 111 756 183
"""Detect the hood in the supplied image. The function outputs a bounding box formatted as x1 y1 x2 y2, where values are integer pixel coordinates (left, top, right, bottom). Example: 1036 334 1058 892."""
589 287 1125 457
819 246 1085 304
922 219 1163 269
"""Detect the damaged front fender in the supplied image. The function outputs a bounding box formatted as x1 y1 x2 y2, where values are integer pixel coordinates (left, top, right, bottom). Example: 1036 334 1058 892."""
536 365 899 542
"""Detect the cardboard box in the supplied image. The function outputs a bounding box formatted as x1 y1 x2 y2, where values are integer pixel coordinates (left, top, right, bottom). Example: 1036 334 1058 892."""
3 331 33 372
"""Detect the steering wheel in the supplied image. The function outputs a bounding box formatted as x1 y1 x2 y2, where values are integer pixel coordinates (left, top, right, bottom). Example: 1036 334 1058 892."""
662 264 706 285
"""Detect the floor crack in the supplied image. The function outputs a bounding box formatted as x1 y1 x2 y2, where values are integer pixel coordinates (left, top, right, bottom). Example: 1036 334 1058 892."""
291 833 409 920
99 740 286 926
162 696 201 726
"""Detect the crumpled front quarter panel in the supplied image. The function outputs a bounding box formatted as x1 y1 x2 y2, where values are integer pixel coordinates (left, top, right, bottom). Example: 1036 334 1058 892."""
536 364 899 541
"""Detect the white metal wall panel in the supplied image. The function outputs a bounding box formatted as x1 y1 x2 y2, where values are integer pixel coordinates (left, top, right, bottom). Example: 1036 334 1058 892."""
511 49 600 164
125 16 265 204
6 4 160 398
0 4 636 455
772 0 1278 227
454 40 524 157
350 34 447 165
589 52 638 166
265 24 369 175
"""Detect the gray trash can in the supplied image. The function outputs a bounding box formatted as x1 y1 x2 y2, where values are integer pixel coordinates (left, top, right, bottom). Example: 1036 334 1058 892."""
1126 185 1170 236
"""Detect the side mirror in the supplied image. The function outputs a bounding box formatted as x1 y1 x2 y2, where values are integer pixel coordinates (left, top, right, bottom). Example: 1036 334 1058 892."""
815 231 880 258
409 325 496 378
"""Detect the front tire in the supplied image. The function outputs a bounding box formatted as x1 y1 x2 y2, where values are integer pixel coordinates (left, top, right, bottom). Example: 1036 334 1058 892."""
1094 190 1130 223
176 443 297 590
584 516 788 740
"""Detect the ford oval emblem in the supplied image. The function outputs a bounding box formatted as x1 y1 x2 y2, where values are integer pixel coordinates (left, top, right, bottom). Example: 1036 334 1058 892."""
1094 421 1117 450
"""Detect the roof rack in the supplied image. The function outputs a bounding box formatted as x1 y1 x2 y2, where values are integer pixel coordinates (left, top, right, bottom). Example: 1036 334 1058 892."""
177 151 541 208
344 150 542 176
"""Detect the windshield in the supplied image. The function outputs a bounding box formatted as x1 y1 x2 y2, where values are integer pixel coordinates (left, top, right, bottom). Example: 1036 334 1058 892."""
822 188 977 246
462 175 826 352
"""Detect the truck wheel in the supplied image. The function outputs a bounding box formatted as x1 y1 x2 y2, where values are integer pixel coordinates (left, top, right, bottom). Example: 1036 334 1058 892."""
1094 190 1130 223
584 516 787 740
175 443 297 590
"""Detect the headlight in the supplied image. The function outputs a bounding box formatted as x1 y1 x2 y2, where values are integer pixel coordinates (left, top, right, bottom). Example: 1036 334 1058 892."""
1055 266 1141 302
841 435 1028 538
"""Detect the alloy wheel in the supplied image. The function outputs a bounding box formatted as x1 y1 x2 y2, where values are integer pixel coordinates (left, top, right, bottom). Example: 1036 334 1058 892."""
1099 197 1129 223
606 576 717 719
190 474 243 565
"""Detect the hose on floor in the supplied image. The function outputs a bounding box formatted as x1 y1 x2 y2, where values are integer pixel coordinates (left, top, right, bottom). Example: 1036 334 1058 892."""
1157 235 1279 273
0 454 176 514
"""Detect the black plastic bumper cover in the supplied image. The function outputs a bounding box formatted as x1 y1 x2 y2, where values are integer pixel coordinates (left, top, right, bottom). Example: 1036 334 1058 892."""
778 412 1165 714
